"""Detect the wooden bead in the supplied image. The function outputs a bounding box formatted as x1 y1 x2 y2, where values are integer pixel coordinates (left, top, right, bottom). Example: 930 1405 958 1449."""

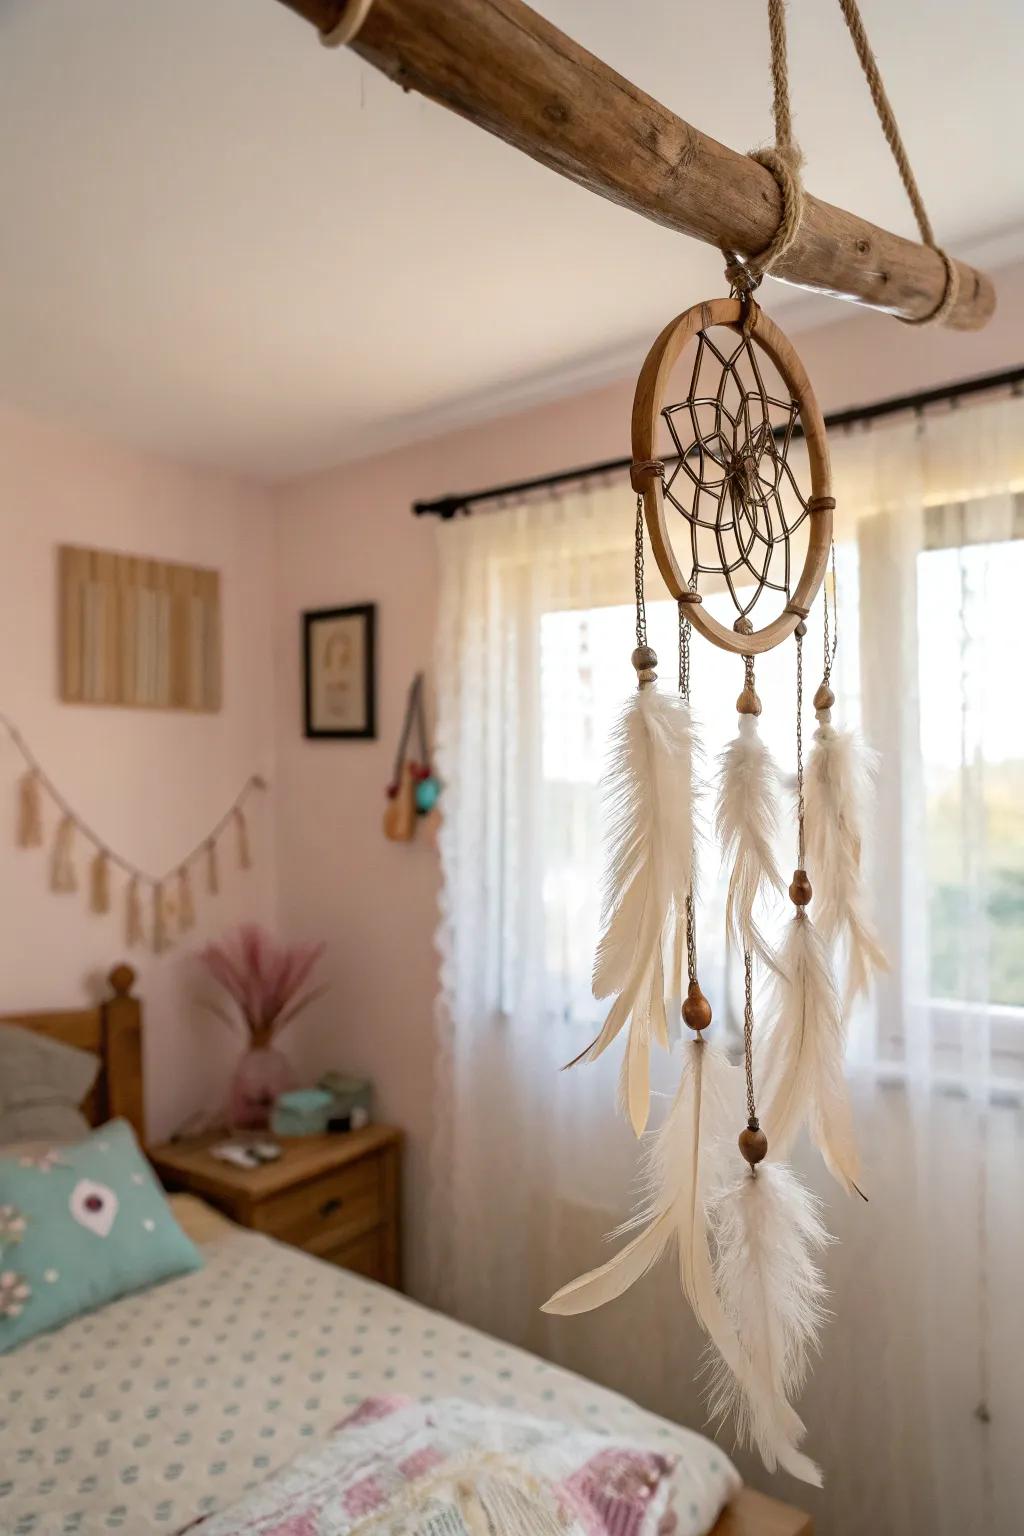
794 619 808 638
789 868 813 907
631 644 658 672
682 980 712 1032
736 685 762 716
813 681 835 711
739 1122 768 1166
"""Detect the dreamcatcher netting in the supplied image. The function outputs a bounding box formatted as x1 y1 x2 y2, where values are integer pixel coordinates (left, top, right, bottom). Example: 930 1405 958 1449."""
542 283 887 1485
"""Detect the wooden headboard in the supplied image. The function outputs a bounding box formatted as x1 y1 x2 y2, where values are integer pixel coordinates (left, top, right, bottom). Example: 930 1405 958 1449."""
0 963 145 1144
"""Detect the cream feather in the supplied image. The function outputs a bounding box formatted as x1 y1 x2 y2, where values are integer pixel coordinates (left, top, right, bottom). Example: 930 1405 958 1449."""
805 721 887 1003
545 1039 739 1328
715 714 784 965
706 1163 830 1487
756 912 863 1198
570 687 696 1135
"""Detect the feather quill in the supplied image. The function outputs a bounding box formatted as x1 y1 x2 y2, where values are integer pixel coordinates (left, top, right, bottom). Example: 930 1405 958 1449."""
715 714 784 965
706 1163 830 1486
571 687 696 1135
545 1038 739 1328
756 912 863 1197
805 721 887 1003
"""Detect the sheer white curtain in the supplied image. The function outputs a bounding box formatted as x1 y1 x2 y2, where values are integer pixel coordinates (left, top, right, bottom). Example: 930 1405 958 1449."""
429 396 1024 1536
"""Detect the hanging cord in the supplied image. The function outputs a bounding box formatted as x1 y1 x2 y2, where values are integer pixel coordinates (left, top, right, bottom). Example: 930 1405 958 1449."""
389 673 427 789
725 0 958 324
836 0 959 325
1 712 265 888
795 628 806 866
634 495 648 648
743 950 757 1124
678 599 699 988
822 542 839 683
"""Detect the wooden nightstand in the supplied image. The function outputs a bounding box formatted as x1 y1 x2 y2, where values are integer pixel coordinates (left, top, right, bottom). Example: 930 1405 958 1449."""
150 1125 402 1288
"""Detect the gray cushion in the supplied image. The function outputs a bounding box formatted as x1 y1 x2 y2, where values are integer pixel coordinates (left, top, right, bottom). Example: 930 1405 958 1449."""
0 1024 98 1145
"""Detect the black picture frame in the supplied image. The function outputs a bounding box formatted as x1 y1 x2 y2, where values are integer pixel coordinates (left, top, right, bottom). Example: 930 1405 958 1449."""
302 603 377 740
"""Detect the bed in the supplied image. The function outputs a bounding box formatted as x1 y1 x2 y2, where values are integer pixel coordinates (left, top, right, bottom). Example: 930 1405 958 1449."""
0 965 812 1536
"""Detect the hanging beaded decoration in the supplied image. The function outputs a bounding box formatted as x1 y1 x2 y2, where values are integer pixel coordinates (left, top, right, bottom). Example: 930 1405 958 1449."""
543 278 885 1486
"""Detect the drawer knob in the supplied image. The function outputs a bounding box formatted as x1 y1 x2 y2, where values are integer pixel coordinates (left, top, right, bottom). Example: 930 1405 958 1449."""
319 1196 345 1218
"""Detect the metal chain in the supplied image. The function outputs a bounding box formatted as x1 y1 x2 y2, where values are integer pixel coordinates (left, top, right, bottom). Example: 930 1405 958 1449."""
634 495 648 648
678 599 698 986
823 540 838 682
795 628 806 865
743 949 757 1122
677 598 691 700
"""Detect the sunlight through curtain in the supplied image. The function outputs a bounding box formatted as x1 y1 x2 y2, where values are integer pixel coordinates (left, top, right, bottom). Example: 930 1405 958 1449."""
429 395 1024 1536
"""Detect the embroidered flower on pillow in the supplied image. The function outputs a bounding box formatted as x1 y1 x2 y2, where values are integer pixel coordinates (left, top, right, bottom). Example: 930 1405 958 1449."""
0 1205 27 1245
0 1270 31 1317
17 1148 64 1172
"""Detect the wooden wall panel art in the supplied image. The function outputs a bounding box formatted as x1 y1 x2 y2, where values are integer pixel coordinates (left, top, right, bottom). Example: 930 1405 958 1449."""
58 545 222 712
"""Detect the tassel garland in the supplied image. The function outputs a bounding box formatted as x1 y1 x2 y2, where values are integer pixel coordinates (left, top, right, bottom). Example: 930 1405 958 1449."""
804 695 887 1003
706 1163 830 1486
89 850 111 915
757 911 863 1197
17 769 43 848
715 709 784 966
126 877 145 948
3 719 266 951
572 678 696 1135
51 815 78 893
152 883 171 955
177 866 196 933
235 806 252 870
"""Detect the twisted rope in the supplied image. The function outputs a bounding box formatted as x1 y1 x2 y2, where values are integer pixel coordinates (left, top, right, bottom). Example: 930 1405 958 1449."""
727 0 957 325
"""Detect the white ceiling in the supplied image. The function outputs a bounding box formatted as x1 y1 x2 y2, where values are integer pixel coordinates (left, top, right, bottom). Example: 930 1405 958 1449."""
0 0 1021 480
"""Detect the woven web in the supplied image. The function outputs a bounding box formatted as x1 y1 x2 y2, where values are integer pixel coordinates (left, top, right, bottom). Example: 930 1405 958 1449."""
662 329 810 621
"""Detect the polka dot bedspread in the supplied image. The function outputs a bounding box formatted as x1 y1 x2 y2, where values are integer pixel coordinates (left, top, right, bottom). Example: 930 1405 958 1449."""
0 1226 739 1536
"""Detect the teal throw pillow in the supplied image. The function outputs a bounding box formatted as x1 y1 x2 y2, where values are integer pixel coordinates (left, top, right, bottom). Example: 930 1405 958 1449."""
0 1118 203 1354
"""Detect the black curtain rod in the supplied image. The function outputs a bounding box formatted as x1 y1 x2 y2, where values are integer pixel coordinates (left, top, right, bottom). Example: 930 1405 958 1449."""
412 363 1024 520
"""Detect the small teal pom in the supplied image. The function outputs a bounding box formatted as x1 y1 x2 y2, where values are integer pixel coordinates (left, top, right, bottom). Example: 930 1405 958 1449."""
415 776 440 814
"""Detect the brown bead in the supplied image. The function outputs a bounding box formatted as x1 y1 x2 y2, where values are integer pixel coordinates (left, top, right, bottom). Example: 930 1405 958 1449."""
813 681 836 711
631 644 657 672
736 685 762 716
681 980 713 1032
789 868 813 907
739 1122 768 1166
794 619 808 638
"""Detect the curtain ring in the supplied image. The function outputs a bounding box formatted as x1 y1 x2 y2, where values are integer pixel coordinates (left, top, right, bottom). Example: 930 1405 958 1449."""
320 0 377 47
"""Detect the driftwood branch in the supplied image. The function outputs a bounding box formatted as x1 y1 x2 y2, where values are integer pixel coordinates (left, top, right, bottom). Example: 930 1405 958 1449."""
277 0 994 331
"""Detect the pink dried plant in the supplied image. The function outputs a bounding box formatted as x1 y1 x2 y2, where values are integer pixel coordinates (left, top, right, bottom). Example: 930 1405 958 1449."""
199 924 327 1047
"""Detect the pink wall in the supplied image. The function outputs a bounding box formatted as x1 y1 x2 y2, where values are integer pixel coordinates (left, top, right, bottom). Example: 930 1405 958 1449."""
2 259 1021 1224
0 406 279 1141
273 260 1024 1292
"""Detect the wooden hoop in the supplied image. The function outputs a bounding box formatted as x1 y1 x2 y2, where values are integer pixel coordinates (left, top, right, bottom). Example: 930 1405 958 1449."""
631 298 833 656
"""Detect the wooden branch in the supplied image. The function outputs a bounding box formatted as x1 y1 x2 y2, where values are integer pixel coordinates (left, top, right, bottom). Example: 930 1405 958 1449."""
277 0 994 331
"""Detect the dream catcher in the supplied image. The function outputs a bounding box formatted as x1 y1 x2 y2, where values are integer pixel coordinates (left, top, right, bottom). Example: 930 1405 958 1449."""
543 278 887 1484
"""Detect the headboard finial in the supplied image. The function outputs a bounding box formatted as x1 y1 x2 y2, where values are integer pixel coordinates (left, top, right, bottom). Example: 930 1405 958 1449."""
108 963 136 998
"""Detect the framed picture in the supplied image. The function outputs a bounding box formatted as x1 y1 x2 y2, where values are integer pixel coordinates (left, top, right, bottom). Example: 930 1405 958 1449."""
303 604 377 739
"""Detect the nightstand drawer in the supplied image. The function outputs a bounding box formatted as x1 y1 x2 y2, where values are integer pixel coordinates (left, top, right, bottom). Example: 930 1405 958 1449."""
253 1155 382 1254
326 1227 387 1283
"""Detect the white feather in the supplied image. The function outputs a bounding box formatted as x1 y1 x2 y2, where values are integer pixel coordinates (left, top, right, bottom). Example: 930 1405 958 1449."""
804 721 887 1003
544 1039 738 1332
756 913 863 1197
715 714 785 964
706 1164 830 1487
569 687 696 1134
